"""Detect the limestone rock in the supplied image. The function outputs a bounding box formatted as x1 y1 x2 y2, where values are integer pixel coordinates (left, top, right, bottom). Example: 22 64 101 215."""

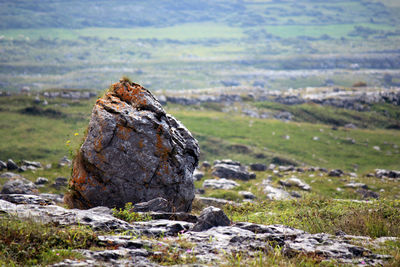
192 206 231 231
66 80 199 212
212 160 255 181
203 178 239 190
132 197 172 212
1 177 38 195
6 159 18 170
279 177 311 191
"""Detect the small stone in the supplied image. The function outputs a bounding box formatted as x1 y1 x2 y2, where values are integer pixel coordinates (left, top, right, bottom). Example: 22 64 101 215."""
328 169 343 177
58 156 72 167
1 178 38 194
250 163 267 171
357 189 379 199
6 159 19 170
201 161 211 169
279 177 311 191
238 191 256 199
0 160 6 170
345 182 368 189
192 206 230 231
35 177 49 185
193 169 204 181
203 178 239 190
132 197 172 212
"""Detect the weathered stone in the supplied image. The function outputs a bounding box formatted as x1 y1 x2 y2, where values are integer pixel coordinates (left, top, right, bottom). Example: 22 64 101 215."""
0 160 6 170
203 178 239 190
35 177 49 185
0 199 134 231
193 169 204 181
328 169 343 177
344 182 368 189
192 206 230 231
0 194 54 205
0 172 21 179
278 165 295 172
58 156 72 167
201 161 211 169
250 163 267 171
131 219 193 237
39 193 64 203
279 177 311 191
263 183 291 200
193 196 237 208
356 189 379 199
239 191 256 199
65 80 199 212
21 160 42 169
1 178 38 194
6 159 18 170
52 177 68 189
375 169 400 179
132 197 171 212
138 211 198 223
212 161 255 181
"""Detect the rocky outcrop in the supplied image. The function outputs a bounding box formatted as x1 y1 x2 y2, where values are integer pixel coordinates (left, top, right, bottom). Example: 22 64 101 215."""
1 177 38 194
212 160 255 181
0 197 392 266
65 79 199 212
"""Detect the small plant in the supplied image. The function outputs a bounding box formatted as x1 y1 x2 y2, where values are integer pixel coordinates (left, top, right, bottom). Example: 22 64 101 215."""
112 202 152 223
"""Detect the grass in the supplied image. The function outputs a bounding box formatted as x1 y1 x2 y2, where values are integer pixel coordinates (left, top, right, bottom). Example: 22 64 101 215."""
0 215 98 266
223 198 400 238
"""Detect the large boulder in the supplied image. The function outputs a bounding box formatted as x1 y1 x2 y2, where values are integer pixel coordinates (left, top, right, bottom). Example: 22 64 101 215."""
65 79 199 211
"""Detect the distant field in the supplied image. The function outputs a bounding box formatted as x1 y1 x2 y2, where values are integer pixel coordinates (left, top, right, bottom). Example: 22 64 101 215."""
0 23 244 41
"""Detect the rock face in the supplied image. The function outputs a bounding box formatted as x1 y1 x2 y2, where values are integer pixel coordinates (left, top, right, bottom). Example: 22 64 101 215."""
65 80 199 211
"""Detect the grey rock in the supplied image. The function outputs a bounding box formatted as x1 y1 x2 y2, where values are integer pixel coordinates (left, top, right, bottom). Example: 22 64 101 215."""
263 184 292 200
201 161 211 169
194 196 236 208
6 159 18 170
192 206 230 231
193 169 204 181
203 178 239 190
290 191 302 198
139 211 198 223
58 156 72 167
52 177 68 189
274 111 293 121
1 178 38 194
212 162 255 181
278 165 295 172
279 177 311 191
195 188 205 194
213 159 241 166
345 182 368 189
0 160 6 170
356 189 380 199
344 123 357 129
328 169 343 177
35 177 49 185
131 219 193 237
66 80 199 212
0 194 55 205
132 197 172 212
0 199 134 232
250 163 267 171
375 169 400 179
39 193 64 203
0 172 21 179
21 160 42 169
239 191 256 199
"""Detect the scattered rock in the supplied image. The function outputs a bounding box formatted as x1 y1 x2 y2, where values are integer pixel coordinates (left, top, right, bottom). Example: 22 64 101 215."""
250 163 267 171
344 182 368 189
279 177 311 191
58 156 72 167
0 194 55 205
356 189 379 199
132 197 172 213
328 169 343 177
201 161 211 169
65 80 199 212
212 161 255 181
194 196 237 208
35 177 49 185
278 165 295 172
51 177 68 189
1 178 38 194
374 169 400 179
6 159 19 170
0 160 7 170
290 191 302 198
263 181 292 200
0 172 21 179
21 160 42 169
203 178 239 190
192 206 230 232
193 169 204 181
239 191 256 200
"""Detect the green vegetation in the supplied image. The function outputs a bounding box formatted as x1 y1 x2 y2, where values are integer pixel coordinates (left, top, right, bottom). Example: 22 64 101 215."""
0 215 97 266
112 202 152 223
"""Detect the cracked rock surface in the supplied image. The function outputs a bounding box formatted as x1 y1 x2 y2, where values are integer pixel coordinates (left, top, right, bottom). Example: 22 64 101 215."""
0 198 393 266
65 80 199 211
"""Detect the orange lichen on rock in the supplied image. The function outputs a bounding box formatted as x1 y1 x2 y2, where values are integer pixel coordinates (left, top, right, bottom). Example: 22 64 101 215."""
155 125 170 175
111 81 148 108
116 124 131 141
